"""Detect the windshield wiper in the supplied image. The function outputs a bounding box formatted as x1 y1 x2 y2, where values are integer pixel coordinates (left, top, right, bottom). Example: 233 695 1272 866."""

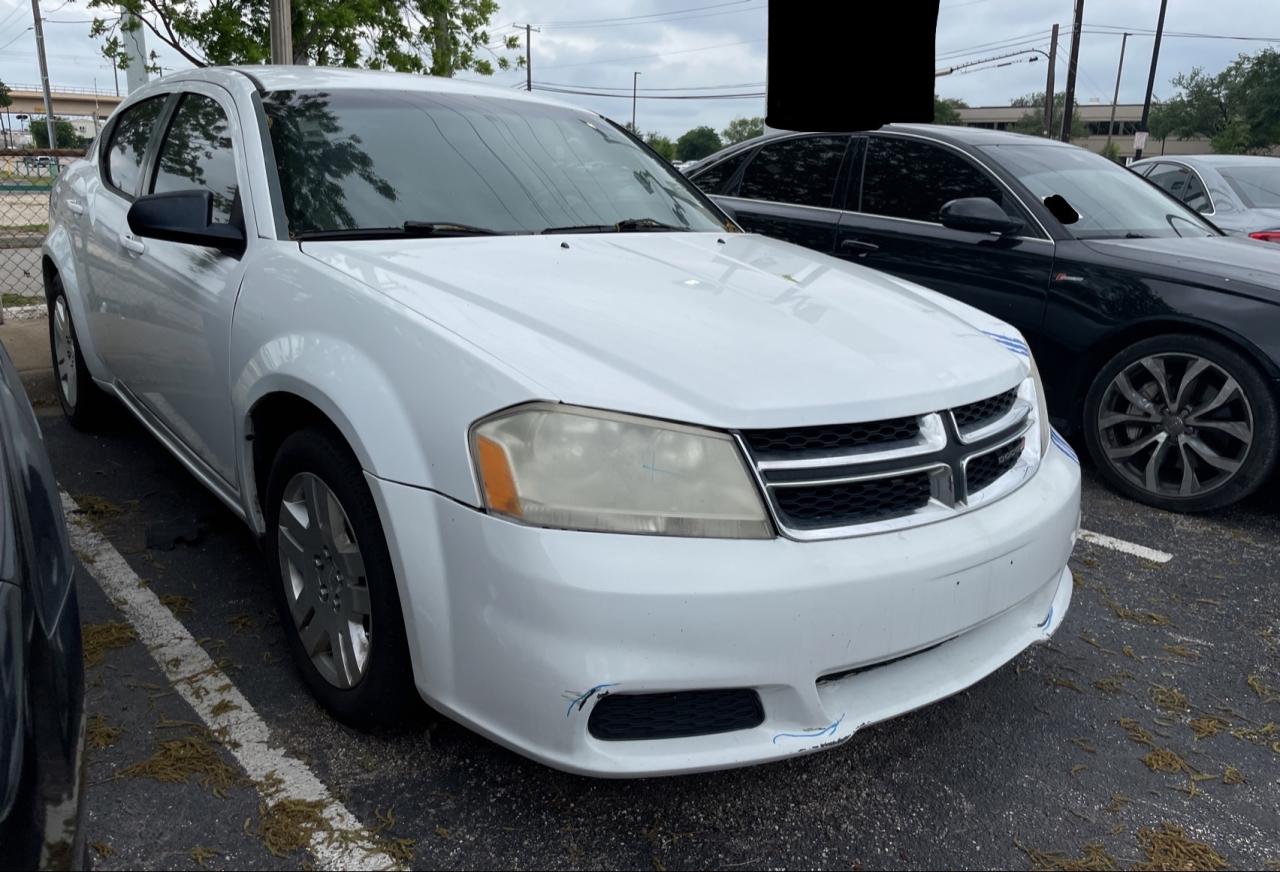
294 221 505 241
541 217 690 234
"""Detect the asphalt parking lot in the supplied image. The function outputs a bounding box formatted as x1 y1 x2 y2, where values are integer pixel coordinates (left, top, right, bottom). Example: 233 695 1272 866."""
10 321 1280 870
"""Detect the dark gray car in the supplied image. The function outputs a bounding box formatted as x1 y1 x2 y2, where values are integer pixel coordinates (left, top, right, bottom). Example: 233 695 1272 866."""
1131 154 1280 241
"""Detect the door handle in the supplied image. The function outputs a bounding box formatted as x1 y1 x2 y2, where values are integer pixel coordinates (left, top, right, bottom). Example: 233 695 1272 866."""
66 200 85 215
840 239 879 254
120 235 146 255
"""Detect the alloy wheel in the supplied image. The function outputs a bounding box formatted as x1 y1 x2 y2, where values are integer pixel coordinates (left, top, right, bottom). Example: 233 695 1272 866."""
1096 353 1253 499
277 472 372 689
52 297 77 408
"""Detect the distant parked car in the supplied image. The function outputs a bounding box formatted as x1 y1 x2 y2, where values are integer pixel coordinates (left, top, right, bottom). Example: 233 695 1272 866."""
0 342 86 868
689 125 1280 512
1131 154 1280 242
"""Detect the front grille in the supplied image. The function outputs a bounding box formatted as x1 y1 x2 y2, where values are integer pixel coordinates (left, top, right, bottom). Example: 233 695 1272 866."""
953 388 1018 433
773 472 932 528
738 384 1034 538
742 417 919 455
966 437 1024 493
587 689 764 741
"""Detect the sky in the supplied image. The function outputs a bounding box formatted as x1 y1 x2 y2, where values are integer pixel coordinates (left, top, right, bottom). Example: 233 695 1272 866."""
0 0 1274 138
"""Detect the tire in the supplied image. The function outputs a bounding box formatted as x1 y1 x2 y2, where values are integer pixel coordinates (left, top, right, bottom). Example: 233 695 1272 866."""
265 425 416 727
1083 333 1278 512
47 276 107 429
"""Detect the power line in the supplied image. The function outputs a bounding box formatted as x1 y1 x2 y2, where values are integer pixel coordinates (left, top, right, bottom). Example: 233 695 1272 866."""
936 29 1056 62
1083 24 1280 42
533 79 765 91
540 3 765 31
537 37 766 70
533 84 764 100
536 0 753 28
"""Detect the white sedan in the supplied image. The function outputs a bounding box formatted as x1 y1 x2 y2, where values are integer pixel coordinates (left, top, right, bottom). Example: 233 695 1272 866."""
44 66 1080 777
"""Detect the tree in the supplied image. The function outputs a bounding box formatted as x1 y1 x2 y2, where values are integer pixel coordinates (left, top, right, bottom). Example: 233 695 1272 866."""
721 116 764 145
0 81 11 149
1148 49 1280 153
675 126 722 162
644 132 676 161
1100 141 1122 163
933 95 968 125
1008 91 1087 139
30 116 80 149
87 0 522 77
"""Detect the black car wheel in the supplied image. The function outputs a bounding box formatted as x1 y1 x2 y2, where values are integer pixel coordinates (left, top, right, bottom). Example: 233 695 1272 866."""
47 277 107 429
1084 334 1278 512
265 425 416 727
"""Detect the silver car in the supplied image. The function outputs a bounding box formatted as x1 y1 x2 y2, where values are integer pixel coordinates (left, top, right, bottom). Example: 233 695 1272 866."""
1132 154 1280 242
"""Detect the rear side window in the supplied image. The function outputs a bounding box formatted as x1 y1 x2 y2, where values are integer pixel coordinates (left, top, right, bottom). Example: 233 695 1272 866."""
691 149 753 195
860 136 1012 223
151 93 239 225
105 97 166 197
738 136 847 207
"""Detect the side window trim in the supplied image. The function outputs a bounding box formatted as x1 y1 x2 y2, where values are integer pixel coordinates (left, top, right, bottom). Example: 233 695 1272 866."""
851 132 1051 241
100 93 176 201
137 94 182 200
1169 161 1216 216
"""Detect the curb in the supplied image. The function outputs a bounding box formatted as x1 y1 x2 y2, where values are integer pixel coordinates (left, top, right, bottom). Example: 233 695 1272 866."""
2 303 46 322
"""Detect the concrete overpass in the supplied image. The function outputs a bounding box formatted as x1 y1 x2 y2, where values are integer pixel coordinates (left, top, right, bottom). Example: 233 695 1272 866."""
4 84 123 119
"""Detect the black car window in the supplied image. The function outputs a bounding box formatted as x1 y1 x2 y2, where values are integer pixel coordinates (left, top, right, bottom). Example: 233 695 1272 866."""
105 96 167 197
860 136 1016 223
151 93 239 225
738 136 847 207
691 148 753 195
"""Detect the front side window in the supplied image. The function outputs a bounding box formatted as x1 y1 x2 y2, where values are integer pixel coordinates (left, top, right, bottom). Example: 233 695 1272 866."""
262 89 727 236
737 136 847 207
986 144 1217 239
105 97 166 196
860 136 1014 223
151 93 239 225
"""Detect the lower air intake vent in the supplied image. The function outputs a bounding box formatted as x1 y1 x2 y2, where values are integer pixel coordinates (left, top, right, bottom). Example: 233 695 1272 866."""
587 689 764 741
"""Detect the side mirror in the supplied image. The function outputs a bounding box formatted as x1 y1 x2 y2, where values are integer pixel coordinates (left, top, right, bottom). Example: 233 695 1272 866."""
939 197 1023 235
127 190 245 254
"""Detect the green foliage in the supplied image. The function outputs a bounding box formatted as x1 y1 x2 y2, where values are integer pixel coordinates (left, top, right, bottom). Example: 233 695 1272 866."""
1148 49 1280 153
86 0 522 77
644 132 676 161
0 81 10 110
1008 91 1087 139
1100 141 1122 163
721 116 764 145
675 126 722 162
30 116 80 149
933 95 967 125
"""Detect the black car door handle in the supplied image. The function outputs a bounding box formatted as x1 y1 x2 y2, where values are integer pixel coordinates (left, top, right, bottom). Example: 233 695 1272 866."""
840 239 879 253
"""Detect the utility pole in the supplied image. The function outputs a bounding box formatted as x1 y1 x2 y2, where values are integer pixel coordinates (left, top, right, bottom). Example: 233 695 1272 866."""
270 0 293 64
1133 0 1168 161
1060 0 1084 142
30 0 56 149
524 24 532 91
1044 23 1058 137
1104 32 1129 155
631 70 641 132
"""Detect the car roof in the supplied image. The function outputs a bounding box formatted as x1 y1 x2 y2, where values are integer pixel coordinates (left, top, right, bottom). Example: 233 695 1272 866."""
136 65 586 113
1134 154 1280 168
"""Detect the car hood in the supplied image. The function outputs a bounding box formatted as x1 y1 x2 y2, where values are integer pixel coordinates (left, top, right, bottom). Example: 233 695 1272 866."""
301 232 1028 428
1082 235 1280 299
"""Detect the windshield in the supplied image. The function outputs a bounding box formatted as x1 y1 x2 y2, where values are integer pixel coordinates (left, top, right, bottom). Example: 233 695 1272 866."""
261 88 727 237
981 143 1218 240
1218 164 1280 209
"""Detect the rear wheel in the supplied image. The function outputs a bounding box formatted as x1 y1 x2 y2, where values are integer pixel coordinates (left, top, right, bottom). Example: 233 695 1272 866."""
47 279 107 428
265 426 415 727
1083 334 1278 512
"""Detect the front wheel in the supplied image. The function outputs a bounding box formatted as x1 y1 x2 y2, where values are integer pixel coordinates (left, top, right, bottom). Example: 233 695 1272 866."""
1083 334 1278 512
265 426 416 727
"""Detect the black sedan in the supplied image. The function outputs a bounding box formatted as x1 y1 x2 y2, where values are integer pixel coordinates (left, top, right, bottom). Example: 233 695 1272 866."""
0 341 86 869
689 125 1280 512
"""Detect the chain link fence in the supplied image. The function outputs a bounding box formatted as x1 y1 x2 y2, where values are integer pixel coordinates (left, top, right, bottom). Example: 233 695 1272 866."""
0 148 86 323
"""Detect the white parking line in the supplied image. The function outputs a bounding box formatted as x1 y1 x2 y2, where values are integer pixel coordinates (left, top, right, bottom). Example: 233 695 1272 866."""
63 492 398 871
1078 528 1173 564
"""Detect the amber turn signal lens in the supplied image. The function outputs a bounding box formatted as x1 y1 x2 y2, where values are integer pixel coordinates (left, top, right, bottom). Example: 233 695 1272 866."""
476 435 521 516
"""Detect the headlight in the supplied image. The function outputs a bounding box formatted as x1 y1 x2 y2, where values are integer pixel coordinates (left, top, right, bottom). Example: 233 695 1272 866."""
471 403 773 539
1028 352 1051 455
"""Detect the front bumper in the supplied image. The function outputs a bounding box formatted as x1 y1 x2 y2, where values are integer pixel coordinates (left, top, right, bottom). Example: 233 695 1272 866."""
368 441 1080 777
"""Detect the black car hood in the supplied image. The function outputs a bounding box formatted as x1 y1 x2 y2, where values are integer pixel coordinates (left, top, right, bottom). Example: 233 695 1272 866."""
1082 236 1280 301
